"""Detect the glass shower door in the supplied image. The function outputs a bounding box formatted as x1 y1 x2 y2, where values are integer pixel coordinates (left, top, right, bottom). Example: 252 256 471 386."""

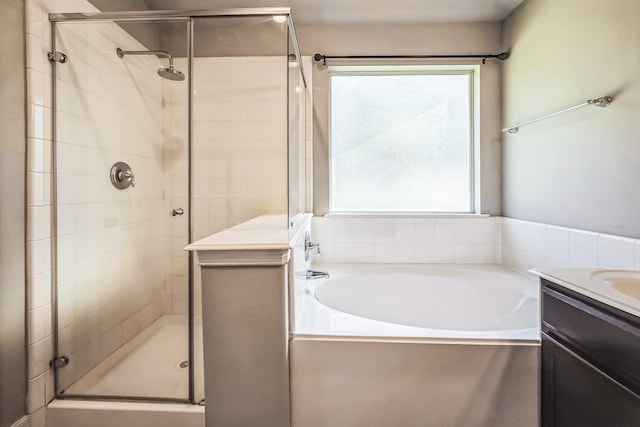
52 18 191 401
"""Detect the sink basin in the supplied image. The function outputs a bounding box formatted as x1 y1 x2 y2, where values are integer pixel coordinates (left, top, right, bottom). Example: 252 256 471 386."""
591 270 640 300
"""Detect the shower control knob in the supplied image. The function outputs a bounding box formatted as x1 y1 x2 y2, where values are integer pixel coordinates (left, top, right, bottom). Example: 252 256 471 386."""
120 170 135 187
172 208 184 216
110 162 135 190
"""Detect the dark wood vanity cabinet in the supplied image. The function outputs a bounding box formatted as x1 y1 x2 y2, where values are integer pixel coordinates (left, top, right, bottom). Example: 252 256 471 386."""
541 279 640 426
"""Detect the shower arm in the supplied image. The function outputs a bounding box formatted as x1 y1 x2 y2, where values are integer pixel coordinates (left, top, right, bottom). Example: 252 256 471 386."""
116 48 176 68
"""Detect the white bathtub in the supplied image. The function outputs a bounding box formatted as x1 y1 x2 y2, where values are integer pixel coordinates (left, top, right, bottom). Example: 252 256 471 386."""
294 263 539 341
290 263 541 426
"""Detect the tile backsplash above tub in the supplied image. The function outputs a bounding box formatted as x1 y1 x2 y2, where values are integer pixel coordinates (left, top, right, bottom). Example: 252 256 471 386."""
312 215 640 271
501 217 640 275
311 216 500 264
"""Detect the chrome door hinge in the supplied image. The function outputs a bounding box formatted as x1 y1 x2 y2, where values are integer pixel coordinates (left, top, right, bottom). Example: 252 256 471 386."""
48 51 68 63
50 356 69 369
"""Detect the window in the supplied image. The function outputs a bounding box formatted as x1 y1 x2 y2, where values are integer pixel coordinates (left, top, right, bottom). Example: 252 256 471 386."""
330 67 476 213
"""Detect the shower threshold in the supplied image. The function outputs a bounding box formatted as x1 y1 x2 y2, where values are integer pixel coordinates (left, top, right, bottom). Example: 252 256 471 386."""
47 399 204 427
62 314 201 400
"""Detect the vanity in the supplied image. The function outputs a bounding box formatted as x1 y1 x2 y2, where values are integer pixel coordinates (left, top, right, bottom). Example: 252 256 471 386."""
531 269 640 426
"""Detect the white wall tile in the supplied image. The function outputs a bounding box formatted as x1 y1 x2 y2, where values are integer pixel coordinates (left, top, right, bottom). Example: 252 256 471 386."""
101 325 123 358
29 406 46 427
354 243 375 263
525 222 546 257
313 216 501 264
435 220 456 243
28 339 47 380
455 244 475 263
27 172 45 207
435 244 456 263
475 244 497 264
332 218 355 243
414 219 435 243
335 243 355 263
526 252 547 271
598 234 636 269
373 219 395 243
503 218 527 249
454 219 476 244
315 242 335 264
545 225 570 267
374 243 395 263
569 229 599 267
414 244 436 263
27 373 45 414
394 244 415 263
28 272 51 310
474 218 497 244
354 219 378 243
501 217 640 274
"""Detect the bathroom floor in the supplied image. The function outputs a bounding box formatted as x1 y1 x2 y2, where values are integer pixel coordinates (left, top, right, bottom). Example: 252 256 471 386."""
63 315 203 400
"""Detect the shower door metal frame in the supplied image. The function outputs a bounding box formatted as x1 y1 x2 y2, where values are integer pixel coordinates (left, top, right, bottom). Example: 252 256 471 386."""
49 7 306 405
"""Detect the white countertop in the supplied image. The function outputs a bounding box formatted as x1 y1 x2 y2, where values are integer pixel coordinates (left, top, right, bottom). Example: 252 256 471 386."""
185 214 311 252
530 268 640 318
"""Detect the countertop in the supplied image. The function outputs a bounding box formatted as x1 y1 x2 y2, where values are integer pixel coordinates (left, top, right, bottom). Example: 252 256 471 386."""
530 268 640 318
185 214 311 251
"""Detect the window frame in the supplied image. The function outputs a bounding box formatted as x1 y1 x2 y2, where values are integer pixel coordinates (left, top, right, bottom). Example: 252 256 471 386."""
328 65 479 215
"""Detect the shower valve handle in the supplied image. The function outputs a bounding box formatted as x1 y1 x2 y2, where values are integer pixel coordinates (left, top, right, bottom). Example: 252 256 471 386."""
120 170 135 187
110 162 135 190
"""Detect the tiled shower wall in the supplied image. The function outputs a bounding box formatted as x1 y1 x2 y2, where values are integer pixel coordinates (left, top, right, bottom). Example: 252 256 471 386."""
163 56 311 314
26 0 93 424
25 0 174 423
53 21 167 391
189 56 289 241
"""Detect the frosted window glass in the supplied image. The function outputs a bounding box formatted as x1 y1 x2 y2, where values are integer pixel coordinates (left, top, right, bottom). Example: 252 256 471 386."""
330 73 472 212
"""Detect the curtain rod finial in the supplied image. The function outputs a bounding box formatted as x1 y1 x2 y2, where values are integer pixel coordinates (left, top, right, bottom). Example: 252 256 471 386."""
314 53 327 65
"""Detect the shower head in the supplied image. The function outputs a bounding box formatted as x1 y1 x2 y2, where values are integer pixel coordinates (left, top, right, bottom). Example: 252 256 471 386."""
157 66 185 81
116 47 185 82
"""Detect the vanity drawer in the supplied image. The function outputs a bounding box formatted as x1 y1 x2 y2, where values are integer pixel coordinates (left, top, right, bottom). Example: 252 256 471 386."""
542 281 640 396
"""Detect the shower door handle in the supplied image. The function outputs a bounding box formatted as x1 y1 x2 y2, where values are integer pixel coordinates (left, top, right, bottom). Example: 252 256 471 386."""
172 208 184 216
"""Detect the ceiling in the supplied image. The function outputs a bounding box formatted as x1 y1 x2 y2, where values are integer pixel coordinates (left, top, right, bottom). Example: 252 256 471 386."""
92 0 526 24
87 0 526 58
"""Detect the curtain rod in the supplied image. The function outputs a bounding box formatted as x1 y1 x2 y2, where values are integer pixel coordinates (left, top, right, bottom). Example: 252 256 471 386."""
313 52 510 65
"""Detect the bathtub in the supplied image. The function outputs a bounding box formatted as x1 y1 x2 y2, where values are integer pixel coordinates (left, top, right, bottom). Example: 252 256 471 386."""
294 263 539 341
290 263 540 427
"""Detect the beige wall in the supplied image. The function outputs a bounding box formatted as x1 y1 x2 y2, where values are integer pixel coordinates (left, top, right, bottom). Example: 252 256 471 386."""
296 22 504 215
502 0 640 238
0 0 27 426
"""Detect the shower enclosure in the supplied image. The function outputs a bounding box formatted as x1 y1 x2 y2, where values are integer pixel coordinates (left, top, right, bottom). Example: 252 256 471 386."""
50 8 307 404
